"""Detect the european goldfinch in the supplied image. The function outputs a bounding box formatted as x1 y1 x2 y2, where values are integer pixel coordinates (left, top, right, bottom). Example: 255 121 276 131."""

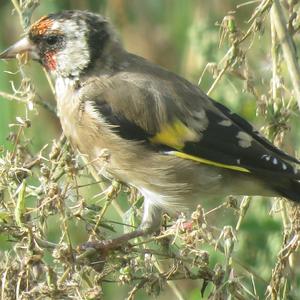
1 10 300 248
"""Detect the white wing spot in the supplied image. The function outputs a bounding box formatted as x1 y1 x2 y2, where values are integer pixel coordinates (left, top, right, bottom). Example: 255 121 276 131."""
273 158 278 165
237 131 253 148
261 154 271 161
282 163 287 170
218 120 233 127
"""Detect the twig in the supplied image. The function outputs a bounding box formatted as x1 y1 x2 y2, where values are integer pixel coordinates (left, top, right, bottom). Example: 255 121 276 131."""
0 91 26 102
271 0 300 108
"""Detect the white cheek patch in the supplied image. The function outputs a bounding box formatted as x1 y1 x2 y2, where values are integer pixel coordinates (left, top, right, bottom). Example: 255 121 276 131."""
53 19 90 78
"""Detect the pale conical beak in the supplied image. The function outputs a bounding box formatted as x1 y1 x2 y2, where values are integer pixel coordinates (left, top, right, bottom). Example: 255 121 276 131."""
0 37 39 60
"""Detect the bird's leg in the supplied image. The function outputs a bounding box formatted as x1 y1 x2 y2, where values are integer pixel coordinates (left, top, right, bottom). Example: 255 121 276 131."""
80 200 162 253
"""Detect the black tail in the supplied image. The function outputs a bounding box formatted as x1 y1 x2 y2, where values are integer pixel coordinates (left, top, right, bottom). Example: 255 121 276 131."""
253 166 300 203
273 179 300 203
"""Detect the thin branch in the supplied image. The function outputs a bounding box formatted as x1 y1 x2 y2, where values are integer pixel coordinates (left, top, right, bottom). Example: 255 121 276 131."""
271 0 300 108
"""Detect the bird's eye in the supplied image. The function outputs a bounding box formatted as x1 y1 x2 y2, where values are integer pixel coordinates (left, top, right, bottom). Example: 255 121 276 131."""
46 36 59 45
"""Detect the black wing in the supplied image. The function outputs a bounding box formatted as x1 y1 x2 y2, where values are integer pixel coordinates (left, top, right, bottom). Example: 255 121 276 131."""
81 54 299 180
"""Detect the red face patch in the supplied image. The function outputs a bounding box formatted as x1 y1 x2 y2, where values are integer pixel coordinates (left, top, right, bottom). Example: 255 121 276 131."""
44 51 57 71
30 16 54 36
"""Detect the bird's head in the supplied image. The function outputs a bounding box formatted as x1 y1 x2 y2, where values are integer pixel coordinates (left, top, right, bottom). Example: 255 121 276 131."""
0 10 118 78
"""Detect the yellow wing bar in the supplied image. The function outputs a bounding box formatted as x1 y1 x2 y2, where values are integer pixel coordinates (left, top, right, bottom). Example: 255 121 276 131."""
166 151 250 173
150 120 199 150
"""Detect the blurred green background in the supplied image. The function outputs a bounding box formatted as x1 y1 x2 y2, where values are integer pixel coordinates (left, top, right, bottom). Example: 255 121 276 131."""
1 0 300 299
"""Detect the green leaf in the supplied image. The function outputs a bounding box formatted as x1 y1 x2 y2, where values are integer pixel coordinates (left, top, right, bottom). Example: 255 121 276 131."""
15 179 27 228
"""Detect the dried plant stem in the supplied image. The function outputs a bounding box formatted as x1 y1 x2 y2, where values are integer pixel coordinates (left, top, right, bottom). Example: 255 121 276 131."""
271 0 300 108
270 6 290 231
270 15 278 101
153 258 186 300
207 60 230 96
10 0 23 25
0 91 26 102
165 281 185 300
43 67 56 95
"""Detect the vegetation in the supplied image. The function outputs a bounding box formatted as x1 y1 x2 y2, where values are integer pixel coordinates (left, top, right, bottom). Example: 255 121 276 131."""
0 0 300 299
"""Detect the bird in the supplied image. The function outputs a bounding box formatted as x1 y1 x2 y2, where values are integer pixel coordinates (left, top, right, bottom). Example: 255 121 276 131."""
1 10 300 250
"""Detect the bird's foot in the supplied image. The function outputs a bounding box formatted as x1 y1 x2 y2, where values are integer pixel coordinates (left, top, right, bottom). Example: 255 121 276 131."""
78 228 146 255
76 228 153 272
